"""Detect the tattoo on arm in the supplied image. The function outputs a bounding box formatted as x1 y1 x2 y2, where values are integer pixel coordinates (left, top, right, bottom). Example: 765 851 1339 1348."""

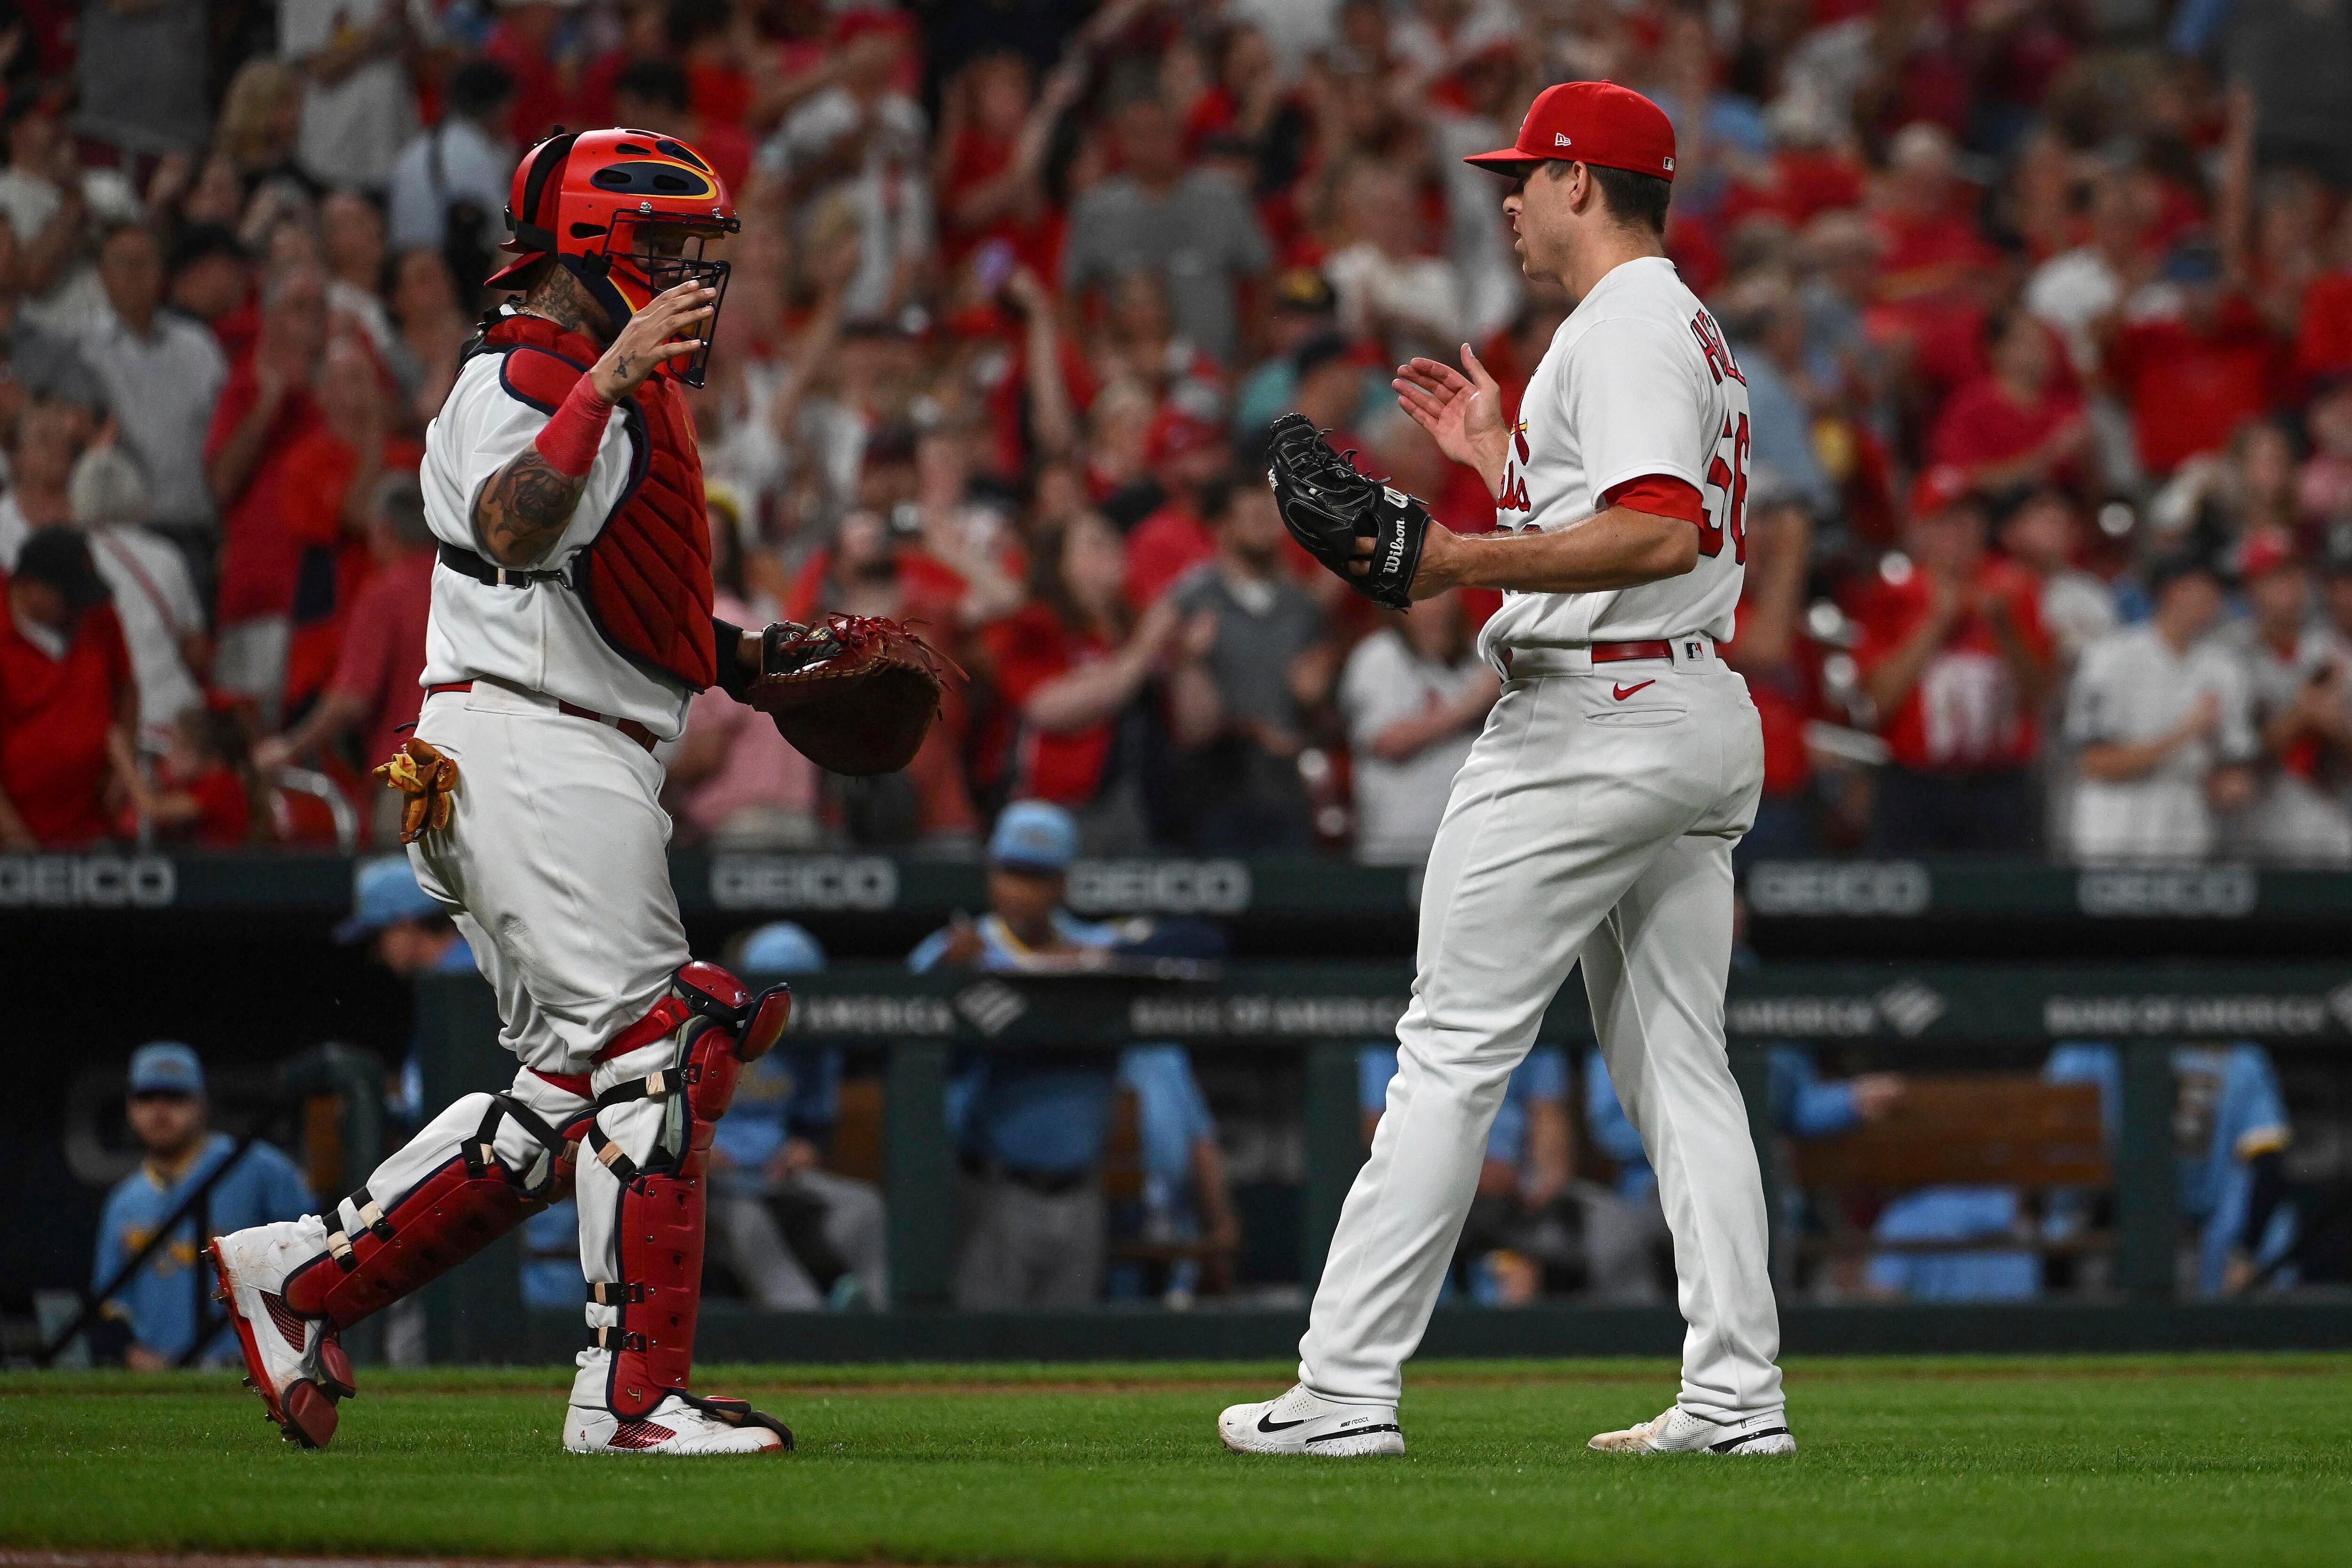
473 448 588 568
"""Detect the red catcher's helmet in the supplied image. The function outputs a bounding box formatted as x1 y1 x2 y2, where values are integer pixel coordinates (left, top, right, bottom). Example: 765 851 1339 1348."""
488 127 741 385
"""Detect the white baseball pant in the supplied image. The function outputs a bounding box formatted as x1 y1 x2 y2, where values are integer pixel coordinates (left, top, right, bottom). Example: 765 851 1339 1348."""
1298 649 1782 1423
403 681 691 1351
407 681 690 1074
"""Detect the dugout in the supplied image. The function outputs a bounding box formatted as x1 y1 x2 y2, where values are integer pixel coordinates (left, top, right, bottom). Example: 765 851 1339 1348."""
9 849 2352 1366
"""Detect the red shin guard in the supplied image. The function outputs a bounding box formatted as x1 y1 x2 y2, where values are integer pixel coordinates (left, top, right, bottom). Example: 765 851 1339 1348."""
283 1095 577 1328
587 962 791 1418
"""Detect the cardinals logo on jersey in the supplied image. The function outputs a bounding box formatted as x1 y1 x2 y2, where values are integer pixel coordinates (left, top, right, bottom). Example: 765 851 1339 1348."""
1499 419 1533 514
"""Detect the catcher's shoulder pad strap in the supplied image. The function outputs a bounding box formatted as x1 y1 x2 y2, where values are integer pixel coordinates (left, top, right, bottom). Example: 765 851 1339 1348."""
497 342 594 414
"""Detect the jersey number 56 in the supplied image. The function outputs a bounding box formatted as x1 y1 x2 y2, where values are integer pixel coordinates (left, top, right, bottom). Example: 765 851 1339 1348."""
1699 412 1749 565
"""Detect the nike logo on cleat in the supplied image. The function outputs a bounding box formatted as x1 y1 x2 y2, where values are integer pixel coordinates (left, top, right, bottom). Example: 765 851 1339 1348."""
1613 680 1656 700
1304 1423 1401 1444
1709 1426 1791 1453
1257 1412 1309 1432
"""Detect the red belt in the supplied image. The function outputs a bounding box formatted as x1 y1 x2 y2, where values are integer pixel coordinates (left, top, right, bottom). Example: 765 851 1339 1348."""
424 681 659 755
1590 640 1676 663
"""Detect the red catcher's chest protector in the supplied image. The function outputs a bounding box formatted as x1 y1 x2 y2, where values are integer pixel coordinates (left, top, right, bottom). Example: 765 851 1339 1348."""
475 313 717 690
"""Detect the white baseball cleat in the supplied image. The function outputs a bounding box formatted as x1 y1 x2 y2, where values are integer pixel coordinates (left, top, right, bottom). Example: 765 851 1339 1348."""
209 1221 353 1449
564 1391 792 1455
1588 1405 1795 1456
1219 1384 1405 1457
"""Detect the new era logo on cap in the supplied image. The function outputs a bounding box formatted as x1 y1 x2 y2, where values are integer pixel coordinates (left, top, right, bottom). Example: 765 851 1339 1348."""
1554 133 1571 147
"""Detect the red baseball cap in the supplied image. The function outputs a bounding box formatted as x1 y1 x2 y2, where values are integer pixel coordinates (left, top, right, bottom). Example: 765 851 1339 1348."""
1148 408 1226 467
1908 464 1976 520
1463 80 1677 182
2237 528 2298 581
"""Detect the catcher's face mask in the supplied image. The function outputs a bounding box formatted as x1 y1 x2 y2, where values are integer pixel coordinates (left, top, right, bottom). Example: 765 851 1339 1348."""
582 214 734 387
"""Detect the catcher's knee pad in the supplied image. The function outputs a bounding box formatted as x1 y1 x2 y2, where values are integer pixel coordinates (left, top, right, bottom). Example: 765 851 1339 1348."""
582 962 790 1417
282 1092 573 1328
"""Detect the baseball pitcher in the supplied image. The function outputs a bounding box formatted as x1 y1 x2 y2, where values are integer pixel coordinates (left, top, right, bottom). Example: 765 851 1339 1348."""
1230 81 1790 1457
209 129 940 1455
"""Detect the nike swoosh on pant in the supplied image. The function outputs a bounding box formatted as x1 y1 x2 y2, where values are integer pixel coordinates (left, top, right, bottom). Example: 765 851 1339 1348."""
1612 680 1656 700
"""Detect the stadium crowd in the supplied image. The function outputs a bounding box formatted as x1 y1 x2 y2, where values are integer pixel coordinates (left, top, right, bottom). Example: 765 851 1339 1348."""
4 0 2352 865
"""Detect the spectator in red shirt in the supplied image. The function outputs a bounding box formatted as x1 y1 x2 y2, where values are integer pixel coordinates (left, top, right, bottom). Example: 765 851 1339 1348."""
0 529 136 848
167 226 257 363
1926 309 2090 494
254 475 436 829
127 700 264 849
205 262 328 727
611 58 752 197
483 0 591 146
1123 411 1232 609
1852 468 2055 854
984 509 1197 848
2294 207 2352 382
276 334 420 722
934 49 1078 277
1870 123 1995 307
2107 240 2288 478
787 501 982 851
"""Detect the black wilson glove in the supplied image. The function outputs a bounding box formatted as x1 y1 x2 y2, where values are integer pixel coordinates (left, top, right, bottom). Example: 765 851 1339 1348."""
1263 412 1430 612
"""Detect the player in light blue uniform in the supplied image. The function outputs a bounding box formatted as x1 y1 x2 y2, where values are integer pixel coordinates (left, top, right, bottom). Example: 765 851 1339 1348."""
913 801 1228 1307
1112 1044 1235 1305
707 921 890 1309
1370 1044 1656 1302
92 1044 312 1366
2046 1043 2296 1295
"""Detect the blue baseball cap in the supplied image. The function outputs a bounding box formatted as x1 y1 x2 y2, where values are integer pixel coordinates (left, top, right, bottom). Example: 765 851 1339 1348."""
127 1042 205 1097
336 855 447 943
738 920 826 975
987 800 1079 873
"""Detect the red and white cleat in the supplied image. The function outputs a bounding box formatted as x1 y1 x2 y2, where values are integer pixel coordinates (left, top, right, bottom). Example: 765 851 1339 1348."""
565 1391 791 1455
210 1222 353 1449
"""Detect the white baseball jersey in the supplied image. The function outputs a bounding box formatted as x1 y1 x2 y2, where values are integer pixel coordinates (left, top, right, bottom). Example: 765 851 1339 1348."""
2063 623 2256 861
419 353 693 739
1478 256 1751 663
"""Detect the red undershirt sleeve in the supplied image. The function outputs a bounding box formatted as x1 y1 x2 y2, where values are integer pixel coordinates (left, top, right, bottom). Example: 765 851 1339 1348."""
1600 473 1707 527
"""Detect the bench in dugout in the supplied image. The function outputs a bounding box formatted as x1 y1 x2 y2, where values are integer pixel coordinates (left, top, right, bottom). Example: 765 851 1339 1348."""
1788 1075 2111 1266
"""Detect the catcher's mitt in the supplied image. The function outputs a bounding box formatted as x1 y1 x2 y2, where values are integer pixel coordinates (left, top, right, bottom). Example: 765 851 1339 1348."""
745 614 952 776
1264 411 1430 612
375 737 460 844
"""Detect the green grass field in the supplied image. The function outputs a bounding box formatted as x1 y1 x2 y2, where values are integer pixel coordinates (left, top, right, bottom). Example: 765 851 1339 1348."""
6 1356 2351 1567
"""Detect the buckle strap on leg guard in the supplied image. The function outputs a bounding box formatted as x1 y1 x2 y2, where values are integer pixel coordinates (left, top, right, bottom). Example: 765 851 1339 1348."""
467 1093 568 1197
593 1324 648 1353
593 1067 684 1113
323 1186 397 1272
584 1120 642 1185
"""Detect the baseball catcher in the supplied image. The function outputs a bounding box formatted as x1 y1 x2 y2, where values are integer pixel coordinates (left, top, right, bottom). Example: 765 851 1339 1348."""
210 128 940 1456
